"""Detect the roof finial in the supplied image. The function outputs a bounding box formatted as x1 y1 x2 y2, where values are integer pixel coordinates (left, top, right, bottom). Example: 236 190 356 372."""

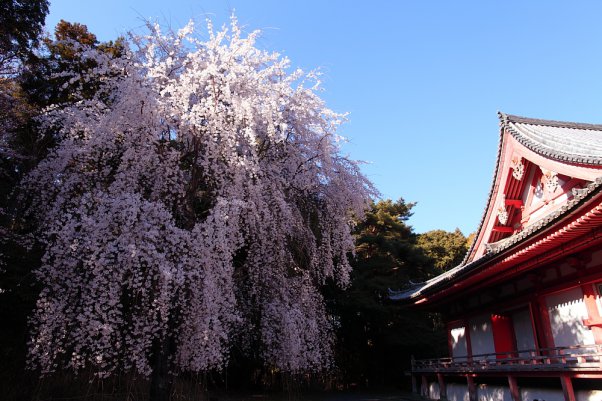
498 111 508 126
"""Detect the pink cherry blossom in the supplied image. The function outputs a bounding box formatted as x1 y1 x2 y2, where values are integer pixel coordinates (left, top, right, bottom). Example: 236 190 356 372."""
23 17 375 378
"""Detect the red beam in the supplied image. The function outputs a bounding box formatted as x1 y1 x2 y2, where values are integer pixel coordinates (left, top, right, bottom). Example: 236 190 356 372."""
505 199 523 208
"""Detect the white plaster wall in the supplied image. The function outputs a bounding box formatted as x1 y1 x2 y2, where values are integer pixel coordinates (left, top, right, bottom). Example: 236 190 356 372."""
440 383 599 401
593 284 602 314
447 383 469 401
477 384 512 401
527 185 546 224
577 390 602 401
520 387 564 401
469 314 496 359
546 287 595 347
451 326 468 358
527 175 569 225
512 308 536 356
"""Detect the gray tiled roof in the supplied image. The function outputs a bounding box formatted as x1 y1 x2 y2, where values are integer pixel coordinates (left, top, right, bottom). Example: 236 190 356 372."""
501 113 602 164
390 112 602 303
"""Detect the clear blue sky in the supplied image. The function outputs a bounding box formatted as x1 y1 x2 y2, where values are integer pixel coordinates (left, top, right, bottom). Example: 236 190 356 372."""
45 1 602 235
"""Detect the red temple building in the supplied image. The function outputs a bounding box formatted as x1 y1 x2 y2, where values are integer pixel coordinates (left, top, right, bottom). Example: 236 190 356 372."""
391 112 602 401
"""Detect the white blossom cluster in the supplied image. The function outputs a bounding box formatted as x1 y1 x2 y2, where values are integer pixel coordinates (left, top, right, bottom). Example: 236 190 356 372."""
23 17 375 377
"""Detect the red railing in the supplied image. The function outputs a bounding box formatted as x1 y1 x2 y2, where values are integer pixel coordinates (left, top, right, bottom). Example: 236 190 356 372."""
412 344 602 373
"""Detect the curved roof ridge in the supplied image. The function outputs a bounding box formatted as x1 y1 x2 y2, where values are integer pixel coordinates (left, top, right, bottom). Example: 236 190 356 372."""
500 111 602 165
461 113 506 265
499 111 602 131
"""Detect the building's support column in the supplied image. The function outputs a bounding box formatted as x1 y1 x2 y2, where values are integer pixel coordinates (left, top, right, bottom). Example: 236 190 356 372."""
465 319 474 363
467 376 477 401
508 376 521 401
421 375 428 398
532 297 555 350
437 373 447 401
560 375 576 401
446 323 454 356
528 302 543 350
491 314 515 358
582 283 602 343
410 355 418 395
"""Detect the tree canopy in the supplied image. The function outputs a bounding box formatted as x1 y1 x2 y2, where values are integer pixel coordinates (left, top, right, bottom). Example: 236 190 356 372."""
0 0 49 74
20 18 374 382
416 228 468 274
329 199 448 386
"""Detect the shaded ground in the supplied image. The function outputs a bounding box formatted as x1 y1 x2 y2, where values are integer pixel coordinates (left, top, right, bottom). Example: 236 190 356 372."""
214 390 420 401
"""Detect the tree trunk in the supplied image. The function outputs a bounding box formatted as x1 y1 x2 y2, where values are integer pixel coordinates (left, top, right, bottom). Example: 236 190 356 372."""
149 335 173 401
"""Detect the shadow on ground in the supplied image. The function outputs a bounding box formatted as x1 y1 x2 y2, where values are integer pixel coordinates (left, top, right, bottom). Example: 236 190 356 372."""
214 390 421 401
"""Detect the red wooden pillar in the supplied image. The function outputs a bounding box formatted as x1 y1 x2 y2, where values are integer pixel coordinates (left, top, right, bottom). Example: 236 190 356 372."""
446 322 453 356
491 314 515 358
411 355 417 394
467 376 477 401
464 319 473 362
421 375 428 398
531 298 555 350
560 375 576 401
528 302 542 350
437 373 447 401
508 376 521 401
582 284 602 344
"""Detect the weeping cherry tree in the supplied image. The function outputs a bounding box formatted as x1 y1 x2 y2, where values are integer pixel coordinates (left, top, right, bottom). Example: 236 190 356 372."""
21 17 375 386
